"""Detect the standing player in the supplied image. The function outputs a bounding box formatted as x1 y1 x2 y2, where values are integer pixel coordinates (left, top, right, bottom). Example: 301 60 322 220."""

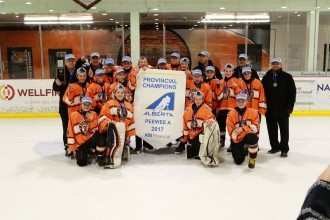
86 69 111 115
185 69 212 109
216 63 242 151
166 52 181 71
62 67 89 115
241 66 266 118
76 52 103 83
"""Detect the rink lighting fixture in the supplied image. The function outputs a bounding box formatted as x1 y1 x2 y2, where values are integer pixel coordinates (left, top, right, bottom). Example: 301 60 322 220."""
202 13 270 23
201 19 269 23
24 14 93 24
24 21 93 24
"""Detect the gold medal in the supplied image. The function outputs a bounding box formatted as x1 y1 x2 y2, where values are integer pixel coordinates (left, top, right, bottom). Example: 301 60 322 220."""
191 120 197 130
273 83 277 87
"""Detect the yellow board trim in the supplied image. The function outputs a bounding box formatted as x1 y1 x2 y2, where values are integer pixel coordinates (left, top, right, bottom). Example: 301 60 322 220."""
0 111 330 118
0 113 60 118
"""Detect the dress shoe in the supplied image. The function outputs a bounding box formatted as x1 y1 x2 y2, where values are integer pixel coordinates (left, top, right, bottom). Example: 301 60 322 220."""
268 149 280 154
280 152 288 157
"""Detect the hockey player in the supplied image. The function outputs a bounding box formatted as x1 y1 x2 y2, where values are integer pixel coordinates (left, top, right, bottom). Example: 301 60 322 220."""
204 65 223 111
67 96 105 167
226 92 260 169
63 67 89 115
86 69 111 115
155 58 167 70
98 84 135 168
185 69 212 109
102 58 116 84
109 68 134 103
216 63 243 151
166 52 181 71
180 57 192 80
175 91 216 159
241 66 267 118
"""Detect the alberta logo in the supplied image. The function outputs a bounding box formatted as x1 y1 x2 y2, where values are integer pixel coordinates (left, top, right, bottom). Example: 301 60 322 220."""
146 92 175 112
0 84 15 101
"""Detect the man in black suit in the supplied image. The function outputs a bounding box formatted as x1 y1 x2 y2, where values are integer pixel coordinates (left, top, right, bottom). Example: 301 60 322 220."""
52 54 78 156
262 57 296 157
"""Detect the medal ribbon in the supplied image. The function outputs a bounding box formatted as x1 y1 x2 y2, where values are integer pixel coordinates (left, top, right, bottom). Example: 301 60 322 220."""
272 73 278 84
119 102 127 119
246 82 252 97
238 110 245 127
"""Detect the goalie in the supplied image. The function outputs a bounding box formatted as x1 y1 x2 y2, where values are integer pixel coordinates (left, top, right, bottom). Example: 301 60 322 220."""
98 84 135 168
178 91 220 166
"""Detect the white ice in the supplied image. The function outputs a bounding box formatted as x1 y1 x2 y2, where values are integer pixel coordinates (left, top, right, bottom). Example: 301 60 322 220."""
0 116 329 220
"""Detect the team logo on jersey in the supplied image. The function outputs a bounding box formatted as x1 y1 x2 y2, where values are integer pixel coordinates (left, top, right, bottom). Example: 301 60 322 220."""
146 92 175 112
245 89 254 101
0 84 15 101
222 88 230 100
125 91 133 103
188 89 197 102
79 121 90 136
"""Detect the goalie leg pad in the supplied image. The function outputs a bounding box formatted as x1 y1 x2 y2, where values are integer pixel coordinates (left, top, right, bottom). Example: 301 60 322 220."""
105 122 126 168
199 122 221 166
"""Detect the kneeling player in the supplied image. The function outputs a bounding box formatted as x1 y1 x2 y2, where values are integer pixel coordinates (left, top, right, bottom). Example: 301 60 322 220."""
226 92 260 169
178 91 220 166
98 84 135 168
67 96 105 167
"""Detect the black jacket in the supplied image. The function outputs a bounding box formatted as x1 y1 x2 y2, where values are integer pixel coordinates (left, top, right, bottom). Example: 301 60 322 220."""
76 58 103 83
193 60 223 80
233 66 260 80
261 68 296 117
52 66 78 109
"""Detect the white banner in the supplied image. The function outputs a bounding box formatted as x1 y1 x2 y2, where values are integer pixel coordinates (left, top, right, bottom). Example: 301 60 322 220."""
134 69 186 148
0 79 58 112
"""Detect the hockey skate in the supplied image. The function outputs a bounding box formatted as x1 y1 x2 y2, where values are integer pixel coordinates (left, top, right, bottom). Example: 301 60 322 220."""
122 145 131 161
186 144 199 159
174 142 185 154
248 158 256 169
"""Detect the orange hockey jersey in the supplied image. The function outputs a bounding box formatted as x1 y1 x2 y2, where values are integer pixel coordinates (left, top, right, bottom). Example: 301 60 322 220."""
185 80 213 108
98 99 135 137
62 82 89 114
182 103 215 142
241 79 267 115
165 64 182 71
226 107 260 143
86 82 111 110
204 78 224 110
217 77 243 111
67 110 99 152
